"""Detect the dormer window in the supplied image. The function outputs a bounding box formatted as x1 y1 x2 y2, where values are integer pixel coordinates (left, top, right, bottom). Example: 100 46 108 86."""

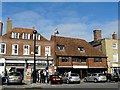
33 34 41 40
33 34 37 40
38 34 41 40
11 32 20 39
58 45 64 50
22 33 30 39
78 47 85 52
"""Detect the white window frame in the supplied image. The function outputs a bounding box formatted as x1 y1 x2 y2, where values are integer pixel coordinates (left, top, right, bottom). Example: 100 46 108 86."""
112 43 117 49
38 34 41 40
113 53 118 62
23 45 30 55
11 32 20 39
33 34 38 40
0 43 6 54
35 45 41 56
12 44 18 55
58 45 64 50
22 33 30 39
78 47 85 52
45 46 51 56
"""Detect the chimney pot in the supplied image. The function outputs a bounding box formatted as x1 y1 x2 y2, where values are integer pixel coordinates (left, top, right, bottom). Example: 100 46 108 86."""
93 30 102 42
7 17 12 33
112 32 117 39
0 21 3 36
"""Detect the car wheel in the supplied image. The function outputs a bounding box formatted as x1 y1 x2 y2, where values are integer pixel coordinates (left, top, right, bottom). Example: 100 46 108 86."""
66 80 69 84
7 81 9 85
94 79 97 83
77 81 80 84
84 78 87 82
107 79 111 82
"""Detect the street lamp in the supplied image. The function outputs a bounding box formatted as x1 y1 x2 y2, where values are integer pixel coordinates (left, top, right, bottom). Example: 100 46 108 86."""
54 28 59 75
33 30 37 83
46 54 49 83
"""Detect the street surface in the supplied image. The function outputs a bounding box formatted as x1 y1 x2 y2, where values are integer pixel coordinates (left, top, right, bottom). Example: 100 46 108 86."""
0 82 119 90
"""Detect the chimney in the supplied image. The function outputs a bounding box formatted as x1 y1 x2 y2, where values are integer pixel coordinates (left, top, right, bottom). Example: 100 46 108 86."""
6 17 12 33
93 30 102 42
112 32 117 39
0 20 3 36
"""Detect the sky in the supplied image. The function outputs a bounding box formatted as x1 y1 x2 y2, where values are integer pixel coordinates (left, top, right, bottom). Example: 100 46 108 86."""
1 1 119 41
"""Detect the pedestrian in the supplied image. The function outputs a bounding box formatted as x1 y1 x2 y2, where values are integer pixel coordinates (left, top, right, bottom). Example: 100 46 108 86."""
40 70 44 83
36 71 39 82
43 70 46 83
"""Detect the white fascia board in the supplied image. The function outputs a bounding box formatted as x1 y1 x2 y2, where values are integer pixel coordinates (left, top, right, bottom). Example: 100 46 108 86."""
73 66 88 69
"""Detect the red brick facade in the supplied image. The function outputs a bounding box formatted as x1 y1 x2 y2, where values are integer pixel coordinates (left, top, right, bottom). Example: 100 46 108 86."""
0 19 108 79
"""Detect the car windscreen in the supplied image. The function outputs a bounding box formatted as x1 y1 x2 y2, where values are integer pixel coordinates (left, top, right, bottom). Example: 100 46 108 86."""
71 73 79 76
9 72 21 76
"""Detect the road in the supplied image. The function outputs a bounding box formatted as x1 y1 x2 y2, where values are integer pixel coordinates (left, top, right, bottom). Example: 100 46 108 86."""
1 82 119 90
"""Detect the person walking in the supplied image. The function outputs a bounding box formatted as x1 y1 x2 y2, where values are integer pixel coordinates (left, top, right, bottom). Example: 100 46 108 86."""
40 70 44 83
36 71 40 82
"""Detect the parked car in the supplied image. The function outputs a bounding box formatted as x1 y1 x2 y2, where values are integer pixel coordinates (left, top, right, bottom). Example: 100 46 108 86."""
84 73 107 83
49 75 62 84
106 73 119 82
7 72 23 84
62 73 80 84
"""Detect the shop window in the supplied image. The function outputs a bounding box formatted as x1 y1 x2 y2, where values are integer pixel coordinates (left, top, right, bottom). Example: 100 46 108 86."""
94 58 102 62
62 57 69 62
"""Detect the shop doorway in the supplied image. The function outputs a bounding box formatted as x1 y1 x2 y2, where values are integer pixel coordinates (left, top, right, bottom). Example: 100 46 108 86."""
16 68 24 77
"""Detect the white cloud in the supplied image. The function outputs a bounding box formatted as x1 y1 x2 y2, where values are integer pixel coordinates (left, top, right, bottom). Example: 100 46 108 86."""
2 10 118 42
102 20 118 39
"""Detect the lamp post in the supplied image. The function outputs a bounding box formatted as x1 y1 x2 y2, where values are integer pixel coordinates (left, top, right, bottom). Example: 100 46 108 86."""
33 30 37 83
54 29 59 75
46 54 49 83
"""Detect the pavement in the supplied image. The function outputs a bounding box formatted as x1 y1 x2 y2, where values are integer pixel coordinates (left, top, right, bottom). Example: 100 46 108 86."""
0 79 85 89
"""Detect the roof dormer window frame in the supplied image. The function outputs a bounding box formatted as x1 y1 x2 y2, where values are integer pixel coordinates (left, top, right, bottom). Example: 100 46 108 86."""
38 34 41 40
22 33 30 40
11 32 20 39
33 34 38 40
58 45 64 51
78 47 85 52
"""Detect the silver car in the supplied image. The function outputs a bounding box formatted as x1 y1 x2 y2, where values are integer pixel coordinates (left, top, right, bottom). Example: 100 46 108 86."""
62 73 80 84
84 73 107 83
7 72 23 84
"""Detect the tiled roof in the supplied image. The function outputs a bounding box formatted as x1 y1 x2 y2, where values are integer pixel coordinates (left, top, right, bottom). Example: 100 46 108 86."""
51 36 106 57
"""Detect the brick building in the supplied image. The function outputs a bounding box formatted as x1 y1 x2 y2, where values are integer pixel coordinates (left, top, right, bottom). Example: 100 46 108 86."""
51 36 107 78
0 18 55 79
90 30 120 75
0 18 108 80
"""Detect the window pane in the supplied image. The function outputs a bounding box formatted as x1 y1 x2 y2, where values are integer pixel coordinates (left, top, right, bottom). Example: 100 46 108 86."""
23 45 29 55
0 44 6 54
94 58 102 62
62 57 69 62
